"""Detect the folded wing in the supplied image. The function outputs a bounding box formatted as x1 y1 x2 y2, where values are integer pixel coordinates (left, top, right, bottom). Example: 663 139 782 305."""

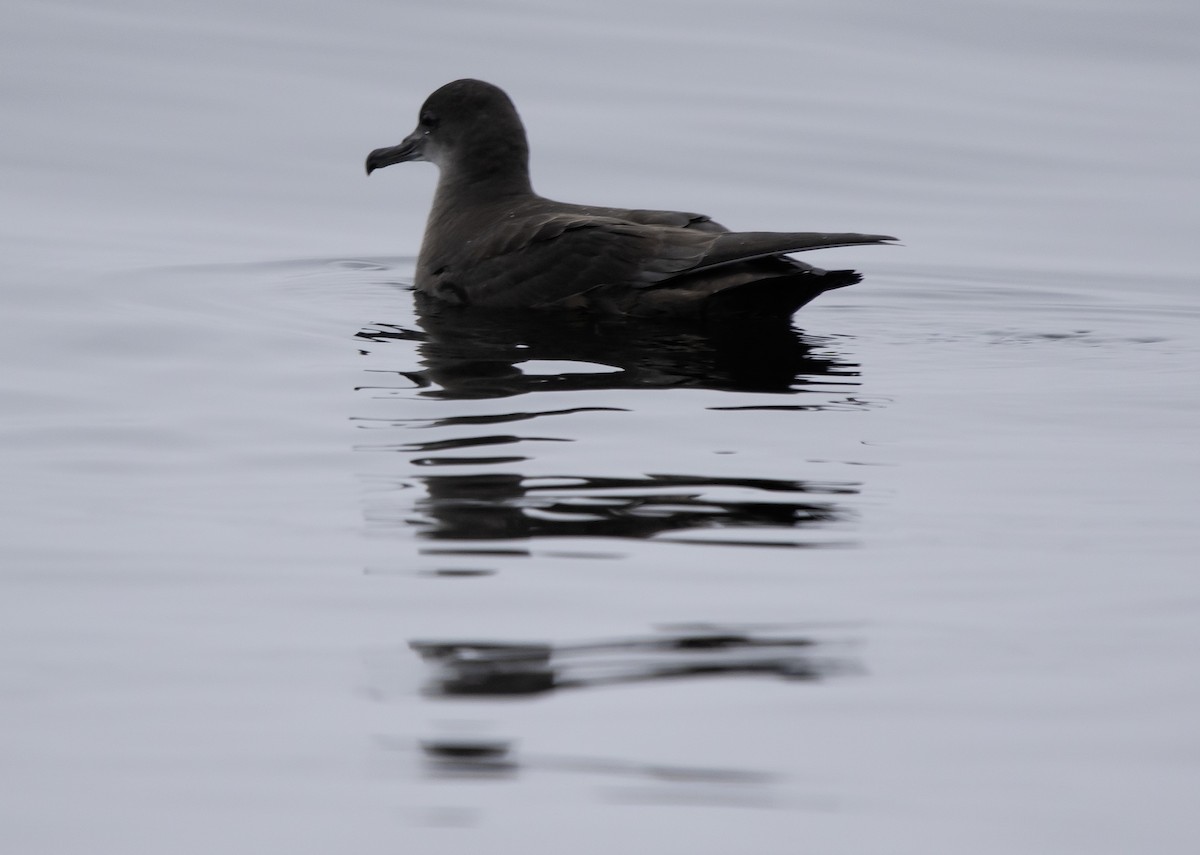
435 213 895 310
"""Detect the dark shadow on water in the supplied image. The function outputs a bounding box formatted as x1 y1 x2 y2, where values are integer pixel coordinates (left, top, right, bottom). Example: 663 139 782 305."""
356 294 862 399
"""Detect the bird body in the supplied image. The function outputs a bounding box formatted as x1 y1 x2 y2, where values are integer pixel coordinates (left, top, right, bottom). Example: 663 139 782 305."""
367 79 894 320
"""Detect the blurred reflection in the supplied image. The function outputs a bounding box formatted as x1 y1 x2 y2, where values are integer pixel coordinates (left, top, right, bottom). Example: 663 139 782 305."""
404 736 778 790
409 627 848 697
351 289 868 806
356 292 862 399
382 472 858 545
355 297 869 548
377 732 782 805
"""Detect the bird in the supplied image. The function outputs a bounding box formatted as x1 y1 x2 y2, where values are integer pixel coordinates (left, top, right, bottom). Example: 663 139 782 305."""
366 79 895 321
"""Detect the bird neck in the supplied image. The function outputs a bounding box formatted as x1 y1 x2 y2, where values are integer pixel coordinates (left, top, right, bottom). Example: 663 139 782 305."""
436 137 534 201
437 169 534 202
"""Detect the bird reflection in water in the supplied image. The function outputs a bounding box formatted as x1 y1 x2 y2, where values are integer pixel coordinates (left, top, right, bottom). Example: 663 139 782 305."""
409 627 847 697
401 472 855 545
355 296 866 804
355 294 868 549
356 291 864 398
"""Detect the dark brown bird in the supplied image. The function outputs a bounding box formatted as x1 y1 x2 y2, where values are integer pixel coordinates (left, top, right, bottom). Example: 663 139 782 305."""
366 79 895 320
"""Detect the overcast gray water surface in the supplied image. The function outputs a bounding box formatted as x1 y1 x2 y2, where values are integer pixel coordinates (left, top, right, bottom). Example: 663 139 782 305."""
2 1 1199 853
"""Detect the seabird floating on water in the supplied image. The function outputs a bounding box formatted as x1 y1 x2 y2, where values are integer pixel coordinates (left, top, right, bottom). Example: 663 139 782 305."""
366 79 895 320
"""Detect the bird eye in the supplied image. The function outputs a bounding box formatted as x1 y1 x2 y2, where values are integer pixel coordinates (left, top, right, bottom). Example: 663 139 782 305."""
420 112 439 131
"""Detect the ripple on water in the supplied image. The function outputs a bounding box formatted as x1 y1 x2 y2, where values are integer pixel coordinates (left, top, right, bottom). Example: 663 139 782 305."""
349 278 873 556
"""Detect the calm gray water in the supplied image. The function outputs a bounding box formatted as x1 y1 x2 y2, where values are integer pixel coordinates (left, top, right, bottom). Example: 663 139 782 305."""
2 1 1198 853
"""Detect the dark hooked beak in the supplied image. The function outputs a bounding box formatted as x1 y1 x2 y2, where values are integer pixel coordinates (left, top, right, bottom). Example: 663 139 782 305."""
365 131 425 175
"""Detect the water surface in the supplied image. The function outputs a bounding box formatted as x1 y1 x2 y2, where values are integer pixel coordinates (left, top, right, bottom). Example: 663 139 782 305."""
2 1 1198 853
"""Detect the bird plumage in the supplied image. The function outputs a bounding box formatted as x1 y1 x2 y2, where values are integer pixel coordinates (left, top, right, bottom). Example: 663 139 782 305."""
367 79 895 320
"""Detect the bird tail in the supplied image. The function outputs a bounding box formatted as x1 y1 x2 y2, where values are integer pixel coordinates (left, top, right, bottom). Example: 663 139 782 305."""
702 268 861 321
702 232 896 270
